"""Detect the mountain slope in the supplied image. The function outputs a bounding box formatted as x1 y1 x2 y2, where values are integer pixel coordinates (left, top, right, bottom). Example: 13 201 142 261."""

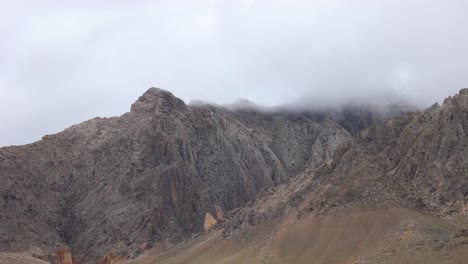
0 88 395 263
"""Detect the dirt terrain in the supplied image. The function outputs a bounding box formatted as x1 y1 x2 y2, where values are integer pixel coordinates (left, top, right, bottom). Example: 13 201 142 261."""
129 207 468 264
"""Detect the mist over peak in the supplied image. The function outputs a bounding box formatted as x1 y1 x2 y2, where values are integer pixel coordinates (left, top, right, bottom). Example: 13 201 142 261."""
1 0 467 146
284 88 415 111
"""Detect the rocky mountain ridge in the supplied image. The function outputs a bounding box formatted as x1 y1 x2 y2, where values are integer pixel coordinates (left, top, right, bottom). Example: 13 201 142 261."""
0 88 405 263
131 88 467 264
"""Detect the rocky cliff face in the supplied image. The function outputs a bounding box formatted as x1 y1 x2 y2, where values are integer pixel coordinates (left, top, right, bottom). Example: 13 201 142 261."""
0 88 398 263
309 88 467 215
146 89 466 264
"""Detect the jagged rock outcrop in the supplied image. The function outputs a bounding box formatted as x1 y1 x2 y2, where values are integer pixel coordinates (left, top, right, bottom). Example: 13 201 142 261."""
0 88 407 263
307 88 467 215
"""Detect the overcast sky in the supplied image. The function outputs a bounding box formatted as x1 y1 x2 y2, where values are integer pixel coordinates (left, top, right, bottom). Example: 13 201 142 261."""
1 0 467 147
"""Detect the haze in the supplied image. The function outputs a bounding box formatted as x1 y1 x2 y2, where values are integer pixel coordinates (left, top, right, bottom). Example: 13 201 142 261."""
1 0 467 147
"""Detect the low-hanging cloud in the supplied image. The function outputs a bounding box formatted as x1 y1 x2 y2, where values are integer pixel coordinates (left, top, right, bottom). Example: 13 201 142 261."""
1 0 467 146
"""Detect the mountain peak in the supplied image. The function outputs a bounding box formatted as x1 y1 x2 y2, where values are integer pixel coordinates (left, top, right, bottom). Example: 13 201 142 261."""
130 87 186 113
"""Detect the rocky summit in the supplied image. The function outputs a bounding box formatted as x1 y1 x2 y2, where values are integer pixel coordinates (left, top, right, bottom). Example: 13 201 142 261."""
0 88 466 264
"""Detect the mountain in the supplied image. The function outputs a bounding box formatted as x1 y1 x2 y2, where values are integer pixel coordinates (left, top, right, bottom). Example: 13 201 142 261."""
0 88 402 263
130 89 467 264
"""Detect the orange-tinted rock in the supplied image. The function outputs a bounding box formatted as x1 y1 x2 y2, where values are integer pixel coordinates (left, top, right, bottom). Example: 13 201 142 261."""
204 212 217 232
55 248 73 264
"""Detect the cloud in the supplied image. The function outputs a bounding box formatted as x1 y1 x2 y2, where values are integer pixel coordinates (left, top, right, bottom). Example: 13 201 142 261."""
1 0 467 146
